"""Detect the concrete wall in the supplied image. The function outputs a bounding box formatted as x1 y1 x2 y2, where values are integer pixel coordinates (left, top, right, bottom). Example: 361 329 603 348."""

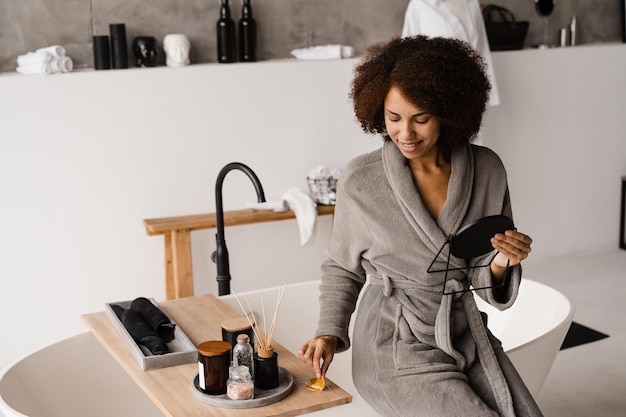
1 0 624 73
494 0 624 47
1 44 625 372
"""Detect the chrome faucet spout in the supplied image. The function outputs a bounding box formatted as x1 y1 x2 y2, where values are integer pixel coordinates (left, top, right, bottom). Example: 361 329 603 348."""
212 162 266 295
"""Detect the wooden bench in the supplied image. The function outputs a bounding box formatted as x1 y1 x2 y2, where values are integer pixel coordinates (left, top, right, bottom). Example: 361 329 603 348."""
143 205 335 300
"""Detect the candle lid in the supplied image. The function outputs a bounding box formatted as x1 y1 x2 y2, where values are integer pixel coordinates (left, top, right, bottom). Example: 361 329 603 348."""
198 340 231 356
221 316 253 332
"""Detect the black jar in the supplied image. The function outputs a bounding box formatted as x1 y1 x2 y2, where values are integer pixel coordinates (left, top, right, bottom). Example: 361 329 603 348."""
254 348 279 390
221 316 254 360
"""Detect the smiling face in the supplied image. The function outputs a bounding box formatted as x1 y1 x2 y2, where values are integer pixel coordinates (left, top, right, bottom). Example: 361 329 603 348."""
384 86 441 163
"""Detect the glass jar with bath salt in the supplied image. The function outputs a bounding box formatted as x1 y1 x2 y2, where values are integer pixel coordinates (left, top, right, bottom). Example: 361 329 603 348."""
233 334 254 376
226 365 255 400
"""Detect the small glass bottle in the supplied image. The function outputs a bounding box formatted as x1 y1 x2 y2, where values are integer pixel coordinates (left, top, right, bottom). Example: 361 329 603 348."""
232 334 254 376
226 365 254 400
217 0 236 63
238 0 257 62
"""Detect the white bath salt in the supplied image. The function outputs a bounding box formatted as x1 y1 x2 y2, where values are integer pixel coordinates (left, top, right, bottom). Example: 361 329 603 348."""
227 380 255 400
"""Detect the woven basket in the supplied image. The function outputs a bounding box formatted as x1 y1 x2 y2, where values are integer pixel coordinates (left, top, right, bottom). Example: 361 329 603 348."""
307 177 337 205
482 4 529 51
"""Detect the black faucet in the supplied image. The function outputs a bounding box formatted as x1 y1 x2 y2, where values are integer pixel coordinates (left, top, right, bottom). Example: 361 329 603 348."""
212 162 266 296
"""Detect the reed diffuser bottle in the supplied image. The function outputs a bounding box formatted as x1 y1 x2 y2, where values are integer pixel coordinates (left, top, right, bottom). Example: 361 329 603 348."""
232 284 286 390
217 0 236 63
238 0 257 62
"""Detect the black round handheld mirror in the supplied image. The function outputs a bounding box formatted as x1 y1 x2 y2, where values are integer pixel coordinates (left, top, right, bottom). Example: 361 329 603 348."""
449 215 515 260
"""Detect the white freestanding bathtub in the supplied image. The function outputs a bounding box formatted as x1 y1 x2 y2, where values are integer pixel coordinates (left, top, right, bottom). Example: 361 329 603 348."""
0 278 573 417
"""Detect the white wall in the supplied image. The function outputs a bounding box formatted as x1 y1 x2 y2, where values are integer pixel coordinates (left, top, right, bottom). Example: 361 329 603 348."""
0 58 379 368
1 44 625 370
482 44 626 260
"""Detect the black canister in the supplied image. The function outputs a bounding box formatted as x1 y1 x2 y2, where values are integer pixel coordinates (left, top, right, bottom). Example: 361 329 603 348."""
221 316 254 359
109 23 129 69
254 348 279 390
197 341 231 394
93 35 111 70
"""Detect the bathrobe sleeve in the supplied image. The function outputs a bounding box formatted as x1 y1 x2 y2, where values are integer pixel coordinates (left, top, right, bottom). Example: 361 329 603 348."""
466 146 521 309
314 156 372 352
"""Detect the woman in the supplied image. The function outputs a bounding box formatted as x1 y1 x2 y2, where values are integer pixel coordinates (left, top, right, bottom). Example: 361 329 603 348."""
299 36 542 417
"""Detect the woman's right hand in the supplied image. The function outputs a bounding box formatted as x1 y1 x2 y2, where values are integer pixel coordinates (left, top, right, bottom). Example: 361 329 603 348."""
298 335 338 378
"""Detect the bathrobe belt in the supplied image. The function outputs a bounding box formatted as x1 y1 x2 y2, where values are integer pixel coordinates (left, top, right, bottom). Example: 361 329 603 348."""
370 273 515 416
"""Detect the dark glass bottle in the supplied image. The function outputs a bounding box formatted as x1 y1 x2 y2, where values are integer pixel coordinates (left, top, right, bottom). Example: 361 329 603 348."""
238 0 257 62
217 0 236 63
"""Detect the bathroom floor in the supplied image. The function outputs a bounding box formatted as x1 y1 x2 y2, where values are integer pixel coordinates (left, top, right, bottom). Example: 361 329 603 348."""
524 249 626 417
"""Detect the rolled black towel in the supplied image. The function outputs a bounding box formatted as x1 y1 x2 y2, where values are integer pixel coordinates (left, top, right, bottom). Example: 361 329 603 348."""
130 297 176 342
111 304 169 355
110 303 127 321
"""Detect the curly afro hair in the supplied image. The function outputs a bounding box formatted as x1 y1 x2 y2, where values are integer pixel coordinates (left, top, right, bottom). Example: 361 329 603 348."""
350 35 491 155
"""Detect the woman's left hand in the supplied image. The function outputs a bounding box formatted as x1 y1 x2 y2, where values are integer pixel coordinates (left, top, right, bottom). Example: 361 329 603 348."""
491 229 533 269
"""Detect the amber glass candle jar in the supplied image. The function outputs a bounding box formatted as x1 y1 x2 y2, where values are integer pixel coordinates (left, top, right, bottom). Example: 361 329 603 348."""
197 341 231 394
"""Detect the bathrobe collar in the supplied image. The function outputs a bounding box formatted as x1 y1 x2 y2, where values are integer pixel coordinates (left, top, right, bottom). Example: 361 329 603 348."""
381 140 473 257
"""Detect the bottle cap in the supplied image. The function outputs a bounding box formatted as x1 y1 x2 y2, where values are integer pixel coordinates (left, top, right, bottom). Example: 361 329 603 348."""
236 334 250 344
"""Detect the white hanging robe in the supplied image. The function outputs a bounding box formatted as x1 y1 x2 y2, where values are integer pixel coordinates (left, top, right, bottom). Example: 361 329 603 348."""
401 0 500 106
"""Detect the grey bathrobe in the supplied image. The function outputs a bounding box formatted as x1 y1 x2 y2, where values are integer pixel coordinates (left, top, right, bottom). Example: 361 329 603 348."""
315 142 543 417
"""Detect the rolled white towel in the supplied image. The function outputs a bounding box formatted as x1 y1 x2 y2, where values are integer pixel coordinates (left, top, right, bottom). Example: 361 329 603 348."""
329 167 342 180
17 51 53 67
290 44 354 60
16 62 54 75
50 56 73 73
36 45 66 58
308 165 332 180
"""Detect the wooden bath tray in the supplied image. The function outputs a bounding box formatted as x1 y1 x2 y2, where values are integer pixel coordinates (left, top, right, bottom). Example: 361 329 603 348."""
82 293 352 417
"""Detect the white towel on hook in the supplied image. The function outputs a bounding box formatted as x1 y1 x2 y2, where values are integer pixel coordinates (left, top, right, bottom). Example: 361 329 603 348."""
401 0 499 106
282 188 317 246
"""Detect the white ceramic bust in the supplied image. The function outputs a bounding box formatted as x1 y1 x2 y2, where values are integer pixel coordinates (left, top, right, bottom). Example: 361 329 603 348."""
163 34 190 67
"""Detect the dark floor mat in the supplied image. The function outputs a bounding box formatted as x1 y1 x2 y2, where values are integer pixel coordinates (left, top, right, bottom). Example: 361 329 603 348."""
560 321 609 350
